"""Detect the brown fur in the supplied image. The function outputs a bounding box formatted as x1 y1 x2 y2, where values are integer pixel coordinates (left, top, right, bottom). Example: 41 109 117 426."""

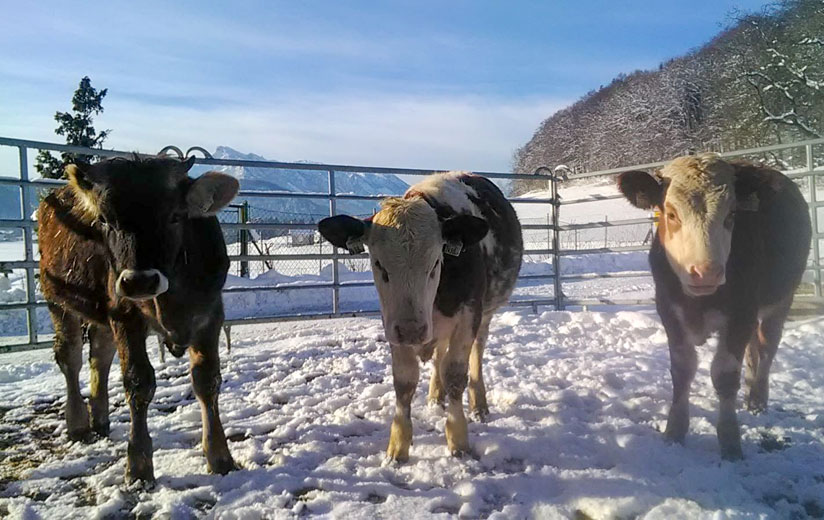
39 157 238 482
619 156 811 459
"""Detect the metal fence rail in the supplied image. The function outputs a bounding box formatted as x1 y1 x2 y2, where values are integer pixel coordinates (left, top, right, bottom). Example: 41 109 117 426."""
1 136 823 353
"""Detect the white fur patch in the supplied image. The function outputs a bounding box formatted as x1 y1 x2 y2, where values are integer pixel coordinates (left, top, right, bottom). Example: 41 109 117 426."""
672 305 726 346
408 172 498 257
410 172 478 214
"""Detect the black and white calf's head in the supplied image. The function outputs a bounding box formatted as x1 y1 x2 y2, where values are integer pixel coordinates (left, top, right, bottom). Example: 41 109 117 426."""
319 197 488 346
66 156 239 301
618 153 759 297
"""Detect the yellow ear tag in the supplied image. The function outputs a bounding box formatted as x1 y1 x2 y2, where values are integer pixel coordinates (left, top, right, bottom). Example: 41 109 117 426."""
345 237 365 255
443 240 463 257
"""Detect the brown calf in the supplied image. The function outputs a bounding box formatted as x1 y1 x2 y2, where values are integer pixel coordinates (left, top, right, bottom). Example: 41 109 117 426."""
618 154 811 460
38 156 239 482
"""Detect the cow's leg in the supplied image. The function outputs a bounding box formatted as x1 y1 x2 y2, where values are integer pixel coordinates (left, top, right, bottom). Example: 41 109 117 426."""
387 345 418 462
190 321 237 474
427 338 447 407
664 340 698 443
468 312 493 422
712 319 754 461
50 305 89 440
88 325 116 436
746 300 791 413
441 313 474 457
744 327 760 407
111 316 156 483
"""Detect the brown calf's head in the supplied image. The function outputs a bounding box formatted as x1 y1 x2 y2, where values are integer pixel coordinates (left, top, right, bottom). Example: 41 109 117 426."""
318 197 488 346
618 153 757 297
66 156 239 301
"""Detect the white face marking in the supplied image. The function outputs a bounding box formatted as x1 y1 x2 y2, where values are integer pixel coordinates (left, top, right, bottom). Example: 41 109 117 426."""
659 155 737 297
367 198 442 346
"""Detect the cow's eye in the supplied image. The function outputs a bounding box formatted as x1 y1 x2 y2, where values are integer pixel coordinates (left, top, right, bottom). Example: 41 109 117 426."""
666 211 678 222
96 215 110 229
375 261 389 283
724 211 735 229
430 260 440 279
169 212 185 224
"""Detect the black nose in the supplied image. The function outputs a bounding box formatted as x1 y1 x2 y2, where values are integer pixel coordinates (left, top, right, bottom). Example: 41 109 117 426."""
394 322 428 345
116 270 165 300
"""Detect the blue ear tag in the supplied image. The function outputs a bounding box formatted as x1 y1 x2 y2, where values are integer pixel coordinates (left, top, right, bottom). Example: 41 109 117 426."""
345 237 365 255
443 239 463 257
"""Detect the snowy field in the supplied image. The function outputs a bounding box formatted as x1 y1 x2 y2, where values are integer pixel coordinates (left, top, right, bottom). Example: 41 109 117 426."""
2 311 824 518
2 175 823 518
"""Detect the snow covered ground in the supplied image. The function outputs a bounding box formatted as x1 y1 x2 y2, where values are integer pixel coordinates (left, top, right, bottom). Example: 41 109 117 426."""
2 311 824 519
2 174 822 518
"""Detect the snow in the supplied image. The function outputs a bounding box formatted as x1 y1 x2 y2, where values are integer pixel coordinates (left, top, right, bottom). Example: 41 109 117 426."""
2 171 823 518
2 312 823 518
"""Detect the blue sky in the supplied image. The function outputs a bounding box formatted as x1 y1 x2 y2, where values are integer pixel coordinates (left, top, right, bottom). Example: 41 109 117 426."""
1 1 772 172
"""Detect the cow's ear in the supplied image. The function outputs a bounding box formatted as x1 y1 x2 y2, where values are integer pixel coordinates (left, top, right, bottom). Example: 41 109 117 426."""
617 170 663 210
180 155 196 173
318 215 370 253
441 215 488 256
65 163 95 191
187 172 239 217
731 163 765 201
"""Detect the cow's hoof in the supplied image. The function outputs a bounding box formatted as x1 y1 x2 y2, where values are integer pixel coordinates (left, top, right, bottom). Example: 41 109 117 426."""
470 407 489 423
386 442 410 463
427 398 445 410
126 453 155 484
125 477 157 491
67 427 93 443
663 430 686 445
720 446 744 461
91 421 111 438
746 398 767 415
208 456 239 475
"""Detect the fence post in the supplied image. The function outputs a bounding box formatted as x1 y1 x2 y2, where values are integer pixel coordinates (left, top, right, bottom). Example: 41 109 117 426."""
239 201 249 278
551 170 563 310
328 170 340 315
19 146 37 346
807 144 821 298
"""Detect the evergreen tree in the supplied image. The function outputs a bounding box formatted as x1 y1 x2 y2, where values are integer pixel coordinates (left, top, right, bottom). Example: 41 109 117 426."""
35 76 110 179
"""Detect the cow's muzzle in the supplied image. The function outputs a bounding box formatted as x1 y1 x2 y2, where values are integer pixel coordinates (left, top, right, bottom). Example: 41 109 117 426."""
116 269 169 300
391 320 431 346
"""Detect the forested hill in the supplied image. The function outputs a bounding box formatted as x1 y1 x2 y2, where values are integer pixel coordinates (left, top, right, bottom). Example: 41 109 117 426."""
512 0 823 195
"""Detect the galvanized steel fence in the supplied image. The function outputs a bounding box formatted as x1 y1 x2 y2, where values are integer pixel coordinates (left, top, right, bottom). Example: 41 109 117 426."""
1 136 822 353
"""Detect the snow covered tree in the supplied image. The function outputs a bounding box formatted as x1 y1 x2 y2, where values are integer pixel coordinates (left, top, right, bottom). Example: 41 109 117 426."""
740 0 823 140
35 76 111 179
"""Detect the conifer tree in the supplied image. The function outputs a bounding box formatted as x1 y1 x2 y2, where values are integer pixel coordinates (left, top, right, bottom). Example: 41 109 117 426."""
35 76 110 179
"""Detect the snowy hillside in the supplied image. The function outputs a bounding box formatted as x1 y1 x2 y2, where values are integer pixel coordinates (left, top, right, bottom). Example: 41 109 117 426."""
2 312 823 518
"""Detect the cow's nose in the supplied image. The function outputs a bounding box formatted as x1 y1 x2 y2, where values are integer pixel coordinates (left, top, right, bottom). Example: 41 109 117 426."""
394 322 429 345
116 269 169 300
688 262 724 285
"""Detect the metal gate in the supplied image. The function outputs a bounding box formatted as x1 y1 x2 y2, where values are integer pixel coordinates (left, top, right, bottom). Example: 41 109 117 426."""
1 136 822 353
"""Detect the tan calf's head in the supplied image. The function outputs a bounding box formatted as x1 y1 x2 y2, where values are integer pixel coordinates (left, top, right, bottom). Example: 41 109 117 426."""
618 154 757 297
318 197 488 346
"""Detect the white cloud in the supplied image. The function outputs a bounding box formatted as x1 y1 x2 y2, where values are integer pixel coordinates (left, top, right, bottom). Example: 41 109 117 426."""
84 94 568 172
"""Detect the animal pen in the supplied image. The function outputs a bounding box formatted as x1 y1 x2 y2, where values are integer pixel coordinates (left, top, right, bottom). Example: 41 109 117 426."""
1 136 823 354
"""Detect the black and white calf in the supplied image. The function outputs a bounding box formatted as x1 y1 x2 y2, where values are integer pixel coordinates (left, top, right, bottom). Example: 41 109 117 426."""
319 172 523 461
618 154 810 460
